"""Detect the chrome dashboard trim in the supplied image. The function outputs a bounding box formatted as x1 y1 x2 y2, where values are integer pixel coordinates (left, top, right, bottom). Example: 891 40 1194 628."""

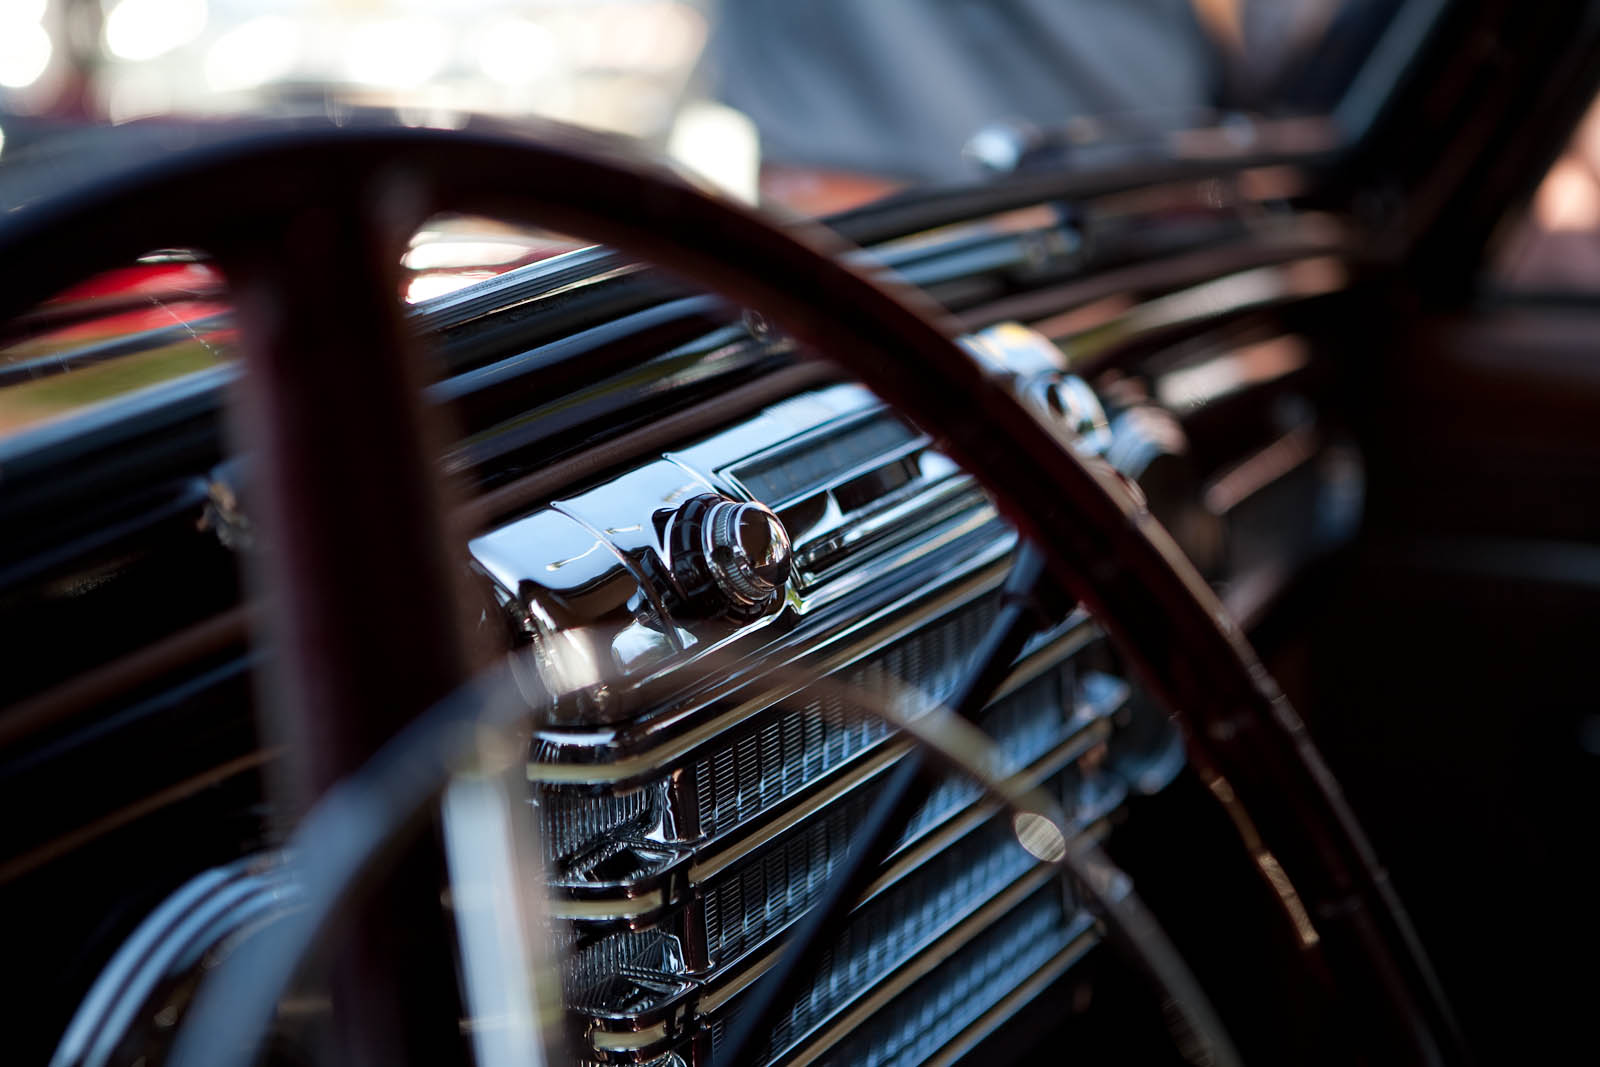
471 381 1010 731
788 472 982 584
408 244 632 331
438 262 645 334
556 888 668 920
700 401 916 505
573 485 1007 710
524 537 1016 783
849 697 1123 907
476 323 1087 740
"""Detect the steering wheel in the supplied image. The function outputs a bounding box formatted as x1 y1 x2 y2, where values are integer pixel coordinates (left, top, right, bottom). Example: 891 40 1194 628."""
0 121 1458 1066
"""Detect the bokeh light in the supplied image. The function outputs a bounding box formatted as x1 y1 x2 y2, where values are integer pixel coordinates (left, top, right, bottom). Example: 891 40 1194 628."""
104 0 209 63
203 16 301 95
0 8 52 90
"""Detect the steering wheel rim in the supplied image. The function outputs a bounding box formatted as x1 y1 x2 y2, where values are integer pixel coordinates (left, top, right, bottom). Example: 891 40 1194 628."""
0 119 1459 1064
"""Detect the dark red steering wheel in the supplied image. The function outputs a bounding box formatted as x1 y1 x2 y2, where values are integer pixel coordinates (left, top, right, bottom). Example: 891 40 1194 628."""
0 119 1461 1066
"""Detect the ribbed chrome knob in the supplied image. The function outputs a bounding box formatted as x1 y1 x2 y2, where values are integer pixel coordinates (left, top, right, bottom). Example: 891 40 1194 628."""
666 495 792 617
702 500 792 607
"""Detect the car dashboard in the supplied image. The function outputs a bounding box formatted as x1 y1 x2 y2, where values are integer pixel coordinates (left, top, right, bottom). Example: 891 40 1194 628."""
1 175 1360 1067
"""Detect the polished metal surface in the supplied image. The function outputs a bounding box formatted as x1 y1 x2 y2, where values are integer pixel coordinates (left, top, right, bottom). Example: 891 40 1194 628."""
467 381 1008 728
496 425 1156 1064
526 546 1016 782
965 322 1115 457
961 320 1068 379
543 650 1121 922
539 578 1046 911
573 795 1119 1061
655 494 793 619
470 508 683 724
701 499 791 608
456 348 1152 1063
464 363 1129 1063
470 325 1104 735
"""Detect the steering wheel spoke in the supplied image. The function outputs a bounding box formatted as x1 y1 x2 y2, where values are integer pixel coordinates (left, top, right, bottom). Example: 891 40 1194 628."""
217 179 476 1066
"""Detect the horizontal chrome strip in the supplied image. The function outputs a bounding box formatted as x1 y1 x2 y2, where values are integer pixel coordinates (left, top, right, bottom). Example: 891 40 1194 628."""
995 615 1099 701
793 475 984 583
1047 254 1348 371
590 1019 671 1053
784 499 1003 618
552 888 666 920
487 353 1090 742
548 680 1112 922
607 504 1010 734
773 854 1105 1067
720 405 929 509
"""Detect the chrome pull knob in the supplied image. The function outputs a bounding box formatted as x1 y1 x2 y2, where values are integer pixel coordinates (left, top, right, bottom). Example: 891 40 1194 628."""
1041 374 1112 456
705 499 791 606
666 495 792 617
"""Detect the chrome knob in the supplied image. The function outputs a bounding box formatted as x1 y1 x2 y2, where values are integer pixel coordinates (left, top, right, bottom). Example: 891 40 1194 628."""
1041 374 1112 455
704 499 791 606
666 495 792 616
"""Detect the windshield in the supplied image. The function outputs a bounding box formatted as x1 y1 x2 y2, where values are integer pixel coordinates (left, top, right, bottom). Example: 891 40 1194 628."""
3 1 1410 205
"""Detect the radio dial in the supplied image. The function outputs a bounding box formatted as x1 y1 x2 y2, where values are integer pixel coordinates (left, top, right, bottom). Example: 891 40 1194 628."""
667 494 792 617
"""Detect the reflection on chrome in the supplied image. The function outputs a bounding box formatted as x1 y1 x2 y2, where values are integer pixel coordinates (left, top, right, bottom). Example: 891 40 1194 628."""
1012 810 1069 863
441 767 560 1067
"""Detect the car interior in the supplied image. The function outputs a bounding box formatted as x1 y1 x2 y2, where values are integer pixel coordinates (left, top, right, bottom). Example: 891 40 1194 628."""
1 2 1596 1065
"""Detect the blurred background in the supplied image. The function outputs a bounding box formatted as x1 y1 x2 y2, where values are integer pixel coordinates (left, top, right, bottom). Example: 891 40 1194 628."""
1 0 715 131
5 1 1600 308
0 0 756 198
0 1 1394 206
